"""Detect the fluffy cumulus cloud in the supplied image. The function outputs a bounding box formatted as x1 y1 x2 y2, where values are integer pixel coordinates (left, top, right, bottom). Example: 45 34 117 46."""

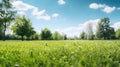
89 3 116 13
111 22 120 31
102 6 116 13
12 0 58 20
58 0 66 5
52 13 59 18
89 3 102 9
55 19 100 37
32 9 51 20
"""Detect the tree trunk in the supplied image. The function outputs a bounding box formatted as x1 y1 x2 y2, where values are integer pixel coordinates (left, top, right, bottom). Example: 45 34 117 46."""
27 37 29 40
3 29 6 41
3 22 6 41
21 36 24 41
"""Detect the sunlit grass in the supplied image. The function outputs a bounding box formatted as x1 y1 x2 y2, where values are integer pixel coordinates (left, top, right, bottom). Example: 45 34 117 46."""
0 40 120 67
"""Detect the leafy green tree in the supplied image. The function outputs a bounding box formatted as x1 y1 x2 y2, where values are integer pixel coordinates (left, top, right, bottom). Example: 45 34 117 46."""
116 29 120 39
63 34 67 40
80 32 87 40
52 31 63 40
96 18 114 40
40 28 52 40
0 13 4 40
31 34 39 40
109 27 115 39
0 2 4 39
0 0 16 41
12 16 35 41
0 27 4 39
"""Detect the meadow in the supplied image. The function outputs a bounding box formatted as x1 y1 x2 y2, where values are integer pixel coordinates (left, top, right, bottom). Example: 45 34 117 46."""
0 40 120 67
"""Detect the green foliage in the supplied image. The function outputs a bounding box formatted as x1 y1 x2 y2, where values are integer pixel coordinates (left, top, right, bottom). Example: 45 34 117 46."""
116 29 120 39
80 32 86 40
31 34 40 40
52 31 64 40
40 28 52 40
12 16 35 40
96 18 115 40
0 40 120 67
0 27 4 39
109 27 115 39
0 0 16 41
63 34 67 40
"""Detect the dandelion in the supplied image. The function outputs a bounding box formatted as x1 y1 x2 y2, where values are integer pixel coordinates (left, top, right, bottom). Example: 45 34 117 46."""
63 56 67 59
52 57 56 60
15 64 19 67
71 52 75 55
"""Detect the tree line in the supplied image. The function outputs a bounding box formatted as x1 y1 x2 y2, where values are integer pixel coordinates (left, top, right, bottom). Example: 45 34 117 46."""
0 0 120 41
80 18 120 40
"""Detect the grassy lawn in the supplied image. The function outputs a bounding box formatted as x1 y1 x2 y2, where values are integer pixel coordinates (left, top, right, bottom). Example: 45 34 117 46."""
0 40 120 67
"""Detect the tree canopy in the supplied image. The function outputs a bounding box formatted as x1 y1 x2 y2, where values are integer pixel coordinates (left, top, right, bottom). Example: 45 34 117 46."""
0 0 16 41
40 28 52 40
96 18 115 40
52 31 63 40
12 16 35 40
116 29 120 39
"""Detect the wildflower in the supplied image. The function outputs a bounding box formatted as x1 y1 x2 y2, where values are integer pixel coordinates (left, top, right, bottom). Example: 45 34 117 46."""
15 64 19 67
52 58 56 60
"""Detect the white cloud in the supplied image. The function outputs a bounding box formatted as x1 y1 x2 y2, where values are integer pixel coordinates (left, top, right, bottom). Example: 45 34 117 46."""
52 13 59 18
111 22 120 31
32 9 46 16
17 11 26 15
55 19 100 37
89 3 116 13
36 15 51 20
102 6 116 13
32 8 51 20
89 3 103 9
83 19 100 34
12 1 58 21
12 1 34 11
12 1 34 15
58 0 66 5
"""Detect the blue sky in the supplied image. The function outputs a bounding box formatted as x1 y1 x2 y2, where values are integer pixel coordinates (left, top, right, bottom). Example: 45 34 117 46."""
11 0 120 37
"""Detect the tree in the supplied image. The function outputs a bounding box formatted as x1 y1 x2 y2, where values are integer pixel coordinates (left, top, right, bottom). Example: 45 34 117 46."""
0 27 4 39
86 22 93 40
12 16 35 41
0 2 3 40
96 18 114 40
0 0 16 41
116 29 120 39
80 32 86 40
63 34 67 40
31 33 39 40
109 27 115 39
0 15 4 39
40 28 52 40
52 31 63 40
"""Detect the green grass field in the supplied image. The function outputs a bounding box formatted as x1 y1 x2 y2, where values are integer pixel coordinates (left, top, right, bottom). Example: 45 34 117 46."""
0 40 120 67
